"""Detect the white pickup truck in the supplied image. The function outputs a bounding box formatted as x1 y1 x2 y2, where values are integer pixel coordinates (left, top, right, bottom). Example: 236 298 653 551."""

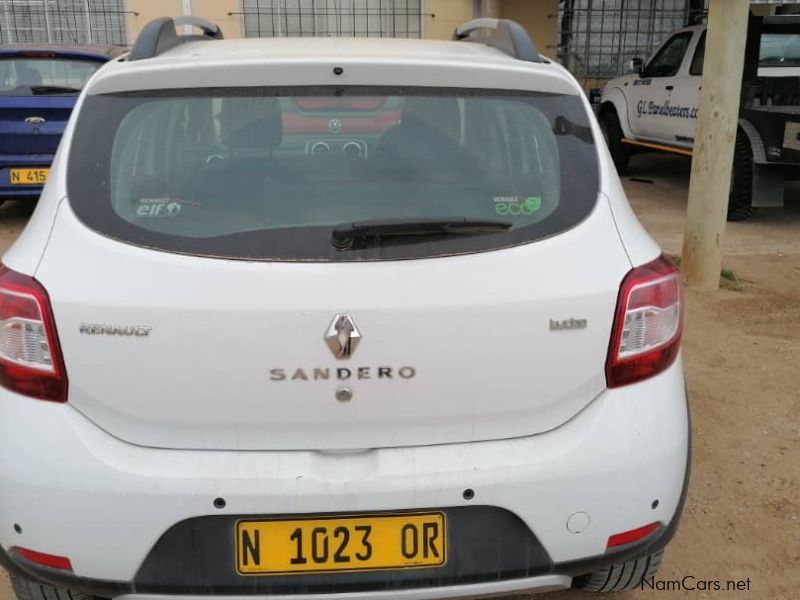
599 15 800 221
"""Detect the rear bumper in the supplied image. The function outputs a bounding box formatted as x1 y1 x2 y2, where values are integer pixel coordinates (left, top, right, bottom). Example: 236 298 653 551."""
0 188 43 199
113 578 572 599
0 359 690 596
0 154 52 198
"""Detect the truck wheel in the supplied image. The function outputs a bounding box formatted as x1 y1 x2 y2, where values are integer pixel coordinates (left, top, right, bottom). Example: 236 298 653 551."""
572 549 664 593
728 130 754 222
599 111 631 174
10 573 99 600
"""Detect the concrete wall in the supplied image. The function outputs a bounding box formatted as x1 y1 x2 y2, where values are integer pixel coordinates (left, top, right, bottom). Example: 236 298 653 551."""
425 0 560 50
128 0 181 40
128 0 243 39
190 0 242 38
750 4 773 16
127 0 561 46
128 0 480 41
424 0 476 41
502 0 558 58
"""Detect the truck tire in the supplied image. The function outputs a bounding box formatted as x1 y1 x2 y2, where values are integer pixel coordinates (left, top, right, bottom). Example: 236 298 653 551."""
599 110 631 174
572 549 664 593
728 130 754 222
9 573 99 600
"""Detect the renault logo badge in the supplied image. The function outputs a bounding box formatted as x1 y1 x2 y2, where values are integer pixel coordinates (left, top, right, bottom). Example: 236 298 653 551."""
325 314 360 359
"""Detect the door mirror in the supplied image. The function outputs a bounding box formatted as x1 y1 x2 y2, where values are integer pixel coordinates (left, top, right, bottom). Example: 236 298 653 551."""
628 58 644 75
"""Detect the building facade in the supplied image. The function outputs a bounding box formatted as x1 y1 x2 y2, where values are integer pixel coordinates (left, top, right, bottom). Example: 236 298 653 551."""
0 1 558 53
0 0 794 85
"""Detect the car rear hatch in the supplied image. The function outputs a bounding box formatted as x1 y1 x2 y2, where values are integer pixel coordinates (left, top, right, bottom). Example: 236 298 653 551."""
0 96 74 155
0 51 103 156
34 85 633 451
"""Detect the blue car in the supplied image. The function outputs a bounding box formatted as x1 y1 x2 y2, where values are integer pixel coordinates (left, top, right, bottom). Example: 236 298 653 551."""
0 44 125 203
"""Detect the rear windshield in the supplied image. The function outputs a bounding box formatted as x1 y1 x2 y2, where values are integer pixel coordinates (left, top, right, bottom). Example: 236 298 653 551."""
68 87 599 261
0 57 101 94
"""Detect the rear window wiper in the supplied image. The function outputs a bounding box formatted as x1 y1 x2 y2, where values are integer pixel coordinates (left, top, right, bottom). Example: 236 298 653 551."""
331 217 512 250
30 85 82 95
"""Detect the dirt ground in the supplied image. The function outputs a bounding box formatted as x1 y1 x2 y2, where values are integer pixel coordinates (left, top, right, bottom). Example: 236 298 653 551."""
544 155 800 600
0 154 798 599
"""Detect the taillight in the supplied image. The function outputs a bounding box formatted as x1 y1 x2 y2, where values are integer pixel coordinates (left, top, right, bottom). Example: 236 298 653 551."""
606 522 662 549
19 51 56 59
606 255 683 388
294 97 386 111
11 547 73 571
0 266 67 402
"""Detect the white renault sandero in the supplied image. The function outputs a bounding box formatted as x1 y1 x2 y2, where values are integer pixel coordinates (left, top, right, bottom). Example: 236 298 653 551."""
0 16 689 599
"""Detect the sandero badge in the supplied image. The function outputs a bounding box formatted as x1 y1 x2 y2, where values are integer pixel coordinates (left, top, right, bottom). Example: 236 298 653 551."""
270 314 416 382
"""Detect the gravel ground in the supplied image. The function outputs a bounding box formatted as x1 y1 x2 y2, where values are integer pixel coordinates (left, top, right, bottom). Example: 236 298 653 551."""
0 154 798 599
542 155 800 600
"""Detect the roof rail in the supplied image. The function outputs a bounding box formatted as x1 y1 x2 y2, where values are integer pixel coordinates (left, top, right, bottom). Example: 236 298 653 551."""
129 16 223 61
453 18 540 63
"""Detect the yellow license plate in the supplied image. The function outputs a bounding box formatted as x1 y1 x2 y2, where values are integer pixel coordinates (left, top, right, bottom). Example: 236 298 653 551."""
9 168 50 185
236 512 446 575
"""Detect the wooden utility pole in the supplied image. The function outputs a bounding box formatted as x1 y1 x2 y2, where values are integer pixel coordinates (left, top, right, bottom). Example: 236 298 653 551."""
480 0 503 18
681 0 751 289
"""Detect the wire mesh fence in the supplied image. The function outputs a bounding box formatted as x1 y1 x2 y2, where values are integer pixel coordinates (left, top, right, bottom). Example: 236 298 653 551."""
557 0 709 81
239 0 424 38
0 0 128 46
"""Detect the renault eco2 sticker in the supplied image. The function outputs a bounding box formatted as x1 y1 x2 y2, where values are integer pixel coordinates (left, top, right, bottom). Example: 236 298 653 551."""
494 195 542 217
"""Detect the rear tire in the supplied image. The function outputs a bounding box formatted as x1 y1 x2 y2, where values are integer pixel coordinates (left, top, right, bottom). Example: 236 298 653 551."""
727 129 754 222
10 573 98 600
572 549 664 593
599 110 631 174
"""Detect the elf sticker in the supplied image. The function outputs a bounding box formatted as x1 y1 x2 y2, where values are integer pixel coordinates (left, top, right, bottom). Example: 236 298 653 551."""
136 197 185 218
136 197 202 218
493 196 542 217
